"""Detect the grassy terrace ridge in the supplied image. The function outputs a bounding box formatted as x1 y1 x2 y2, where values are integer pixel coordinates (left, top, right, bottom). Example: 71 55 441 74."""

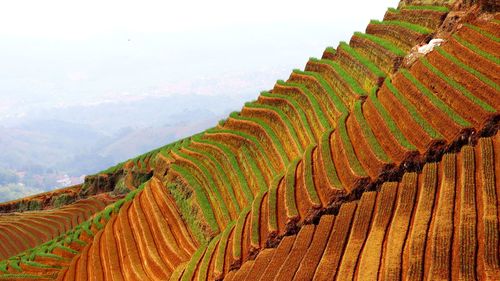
170 164 219 235
260 91 315 143
192 136 254 204
214 221 235 274
267 176 284 232
174 149 232 223
420 57 495 112
294 68 351 111
352 32 406 56
434 47 499 91
338 113 368 177
180 244 207 281
369 19 432 34
325 46 336 54
303 145 321 206
184 146 242 214
401 69 471 127
385 78 442 139
402 5 450 12
309 57 366 97
463 23 500 43
369 89 416 150
285 158 301 219
229 111 290 164
197 233 221 280
232 207 251 260
277 79 332 130
0 183 146 271
251 190 267 247
240 145 268 195
206 128 278 175
244 101 303 153
453 34 500 64
353 101 391 162
338 42 387 78
320 130 342 189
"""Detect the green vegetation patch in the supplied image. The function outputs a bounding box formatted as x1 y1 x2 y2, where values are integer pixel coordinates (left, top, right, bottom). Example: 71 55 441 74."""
453 34 500 64
319 130 342 189
339 42 386 78
230 111 290 164
338 113 368 177
245 102 303 154
369 89 416 150
420 57 495 112
353 32 406 56
277 80 331 130
232 207 251 260
197 233 221 281
194 136 253 204
267 176 283 232
401 69 470 127
385 78 442 139
325 46 336 55
310 57 367 98
303 145 321 206
260 91 315 143
285 159 301 218
370 20 432 34
403 5 449 12
353 101 391 162
251 191 267 247
170 164 219 235
181 244 207 281
214 221 235 274
463 24 500 43
435 47 499 91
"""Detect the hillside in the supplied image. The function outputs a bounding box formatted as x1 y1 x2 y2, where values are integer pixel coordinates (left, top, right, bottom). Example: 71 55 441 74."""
0 0 498 280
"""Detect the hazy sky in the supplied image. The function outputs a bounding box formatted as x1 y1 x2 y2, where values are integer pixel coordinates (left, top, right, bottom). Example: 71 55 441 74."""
0 0 399 123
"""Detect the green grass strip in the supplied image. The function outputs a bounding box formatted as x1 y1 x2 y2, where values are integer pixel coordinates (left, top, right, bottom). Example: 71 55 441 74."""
339 42 387 78
385 78 442 139
310 58 367 97
353 32 406 56
232 207 251 260
196 233 221 281
403 5 449 12
370 19 432 34
267 176 284 232
8 260 21 272
277 80 331 130
420 57 495 112
294 68 350 111
176 149 232 223
325 46 336 55
240 145 267 194
244 102 303 154
170 164 219 233
401 69 470 127
194 137 254 204
170 262 187 281
20 259 62 269
369 89 416 150
0 273 54 279
285 159 301 218
0 261 8 273
214 221 235 275
319 130 342 189
338 113 368 177
387 7 399 13
230 111 290 164
463 23 500 43
303 145 321 206
453 34 500 64
207 128 277 175
251 190 267 247
260 91 315 143
180 244 207 281
435 47 499 91
185 146 241 215
353 101 391 162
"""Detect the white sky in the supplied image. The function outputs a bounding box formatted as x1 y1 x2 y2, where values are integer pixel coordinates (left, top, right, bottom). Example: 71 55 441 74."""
0 0 400 122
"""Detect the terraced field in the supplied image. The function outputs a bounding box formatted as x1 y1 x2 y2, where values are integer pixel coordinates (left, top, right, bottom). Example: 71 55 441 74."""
0 0 498 280
224 134 500 280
